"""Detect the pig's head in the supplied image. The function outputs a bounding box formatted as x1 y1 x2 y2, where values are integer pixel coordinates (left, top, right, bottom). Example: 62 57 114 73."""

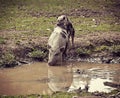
48 45 65 66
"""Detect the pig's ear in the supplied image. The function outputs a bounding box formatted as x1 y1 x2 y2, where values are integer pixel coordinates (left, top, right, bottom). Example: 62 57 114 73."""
60 47 65 52
47 45 51 49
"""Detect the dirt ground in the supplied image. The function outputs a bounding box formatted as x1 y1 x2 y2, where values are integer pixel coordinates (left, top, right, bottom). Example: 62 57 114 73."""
0 30 120 66
0 30 120 48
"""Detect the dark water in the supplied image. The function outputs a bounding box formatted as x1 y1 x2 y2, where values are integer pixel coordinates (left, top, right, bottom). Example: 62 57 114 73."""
0 62 119 95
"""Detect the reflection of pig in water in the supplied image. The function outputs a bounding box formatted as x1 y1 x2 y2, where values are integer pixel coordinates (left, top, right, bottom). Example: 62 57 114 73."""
48 65 72 92
48 26 69 66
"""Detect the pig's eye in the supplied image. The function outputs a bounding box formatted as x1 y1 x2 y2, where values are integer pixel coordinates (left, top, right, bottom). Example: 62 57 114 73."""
55 53 59 56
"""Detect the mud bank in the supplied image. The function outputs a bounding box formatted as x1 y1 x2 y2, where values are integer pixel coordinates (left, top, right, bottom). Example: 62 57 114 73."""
0 31 120 67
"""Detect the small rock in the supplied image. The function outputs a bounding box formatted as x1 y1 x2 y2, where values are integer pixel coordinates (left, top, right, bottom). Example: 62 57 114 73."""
104 82 120 88
92 91 103 96
76 69 81 74
72 96 78 98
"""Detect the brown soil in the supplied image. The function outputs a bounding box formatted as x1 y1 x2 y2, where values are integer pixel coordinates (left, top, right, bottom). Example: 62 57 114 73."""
0 30 120 60
1 30 120 49
74 32 120 47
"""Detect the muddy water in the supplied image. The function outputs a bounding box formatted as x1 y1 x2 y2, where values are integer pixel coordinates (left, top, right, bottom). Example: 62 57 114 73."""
0 62 120 95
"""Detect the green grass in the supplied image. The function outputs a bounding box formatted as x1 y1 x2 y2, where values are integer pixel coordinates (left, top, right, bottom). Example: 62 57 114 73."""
1 15 119 37
0 15 55 36
0 0 120 37
72 16 120 36
75 44 120 57
0 90 119 98
0 52 17 67
0 92 77 98
0 37 6 44
28 50 47 61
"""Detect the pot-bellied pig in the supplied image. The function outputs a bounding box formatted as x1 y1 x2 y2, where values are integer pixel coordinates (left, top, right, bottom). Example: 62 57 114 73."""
48 26 69 66
56 15 75 48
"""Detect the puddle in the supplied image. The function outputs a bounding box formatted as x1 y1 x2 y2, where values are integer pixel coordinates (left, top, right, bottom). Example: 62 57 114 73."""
68 62 120 93
0 62 119 95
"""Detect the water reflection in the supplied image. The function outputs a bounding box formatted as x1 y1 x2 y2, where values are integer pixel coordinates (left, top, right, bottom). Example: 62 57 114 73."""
0 62 119 95
48 65 72 92
48 62 120 93
68 66 117 93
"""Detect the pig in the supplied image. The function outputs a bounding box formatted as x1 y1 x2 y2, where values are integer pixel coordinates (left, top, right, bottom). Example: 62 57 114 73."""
48 26 69 66
56 15 75 48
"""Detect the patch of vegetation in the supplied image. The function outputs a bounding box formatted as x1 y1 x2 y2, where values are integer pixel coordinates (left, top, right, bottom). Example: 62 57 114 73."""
0 90 119 98
75 44 120 58
72 17 120 36
0 94 41 98
0 37 6 44
94 45 120 53
108 89 120 95
78 92 92 97
0 52 17 68
15 40 21 45
0 16 54 36
111 45 120 57
40 92 76 98
95 45 110 52
75 48 91 58
0 92 77 98
28 50 47 61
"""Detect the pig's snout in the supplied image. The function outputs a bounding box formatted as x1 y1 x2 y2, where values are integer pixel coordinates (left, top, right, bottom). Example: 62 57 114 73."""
48 61 54 66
